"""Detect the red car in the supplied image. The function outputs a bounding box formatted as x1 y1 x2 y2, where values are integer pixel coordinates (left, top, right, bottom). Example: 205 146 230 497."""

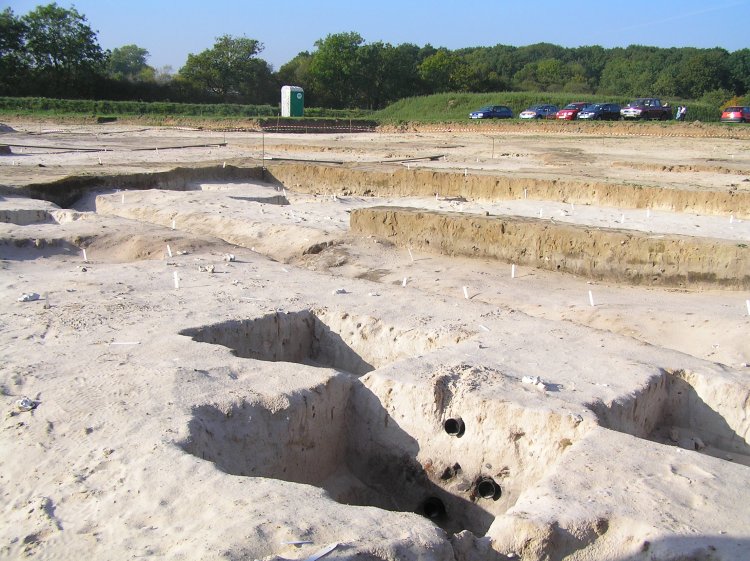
721 106 750 123
556 102 589 120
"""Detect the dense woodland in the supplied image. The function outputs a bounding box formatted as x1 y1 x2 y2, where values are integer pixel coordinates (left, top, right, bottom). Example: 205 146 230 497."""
2 4 749 110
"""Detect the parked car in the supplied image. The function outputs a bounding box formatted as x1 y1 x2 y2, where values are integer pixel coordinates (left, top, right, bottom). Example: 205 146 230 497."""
469 105 513 119
578 103 621 121
556 102 589 120
620 98 672 120
519 105 559 119
720 106 750 123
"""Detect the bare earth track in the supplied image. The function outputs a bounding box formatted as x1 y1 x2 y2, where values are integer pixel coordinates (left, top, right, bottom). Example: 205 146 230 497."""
0 119 749 561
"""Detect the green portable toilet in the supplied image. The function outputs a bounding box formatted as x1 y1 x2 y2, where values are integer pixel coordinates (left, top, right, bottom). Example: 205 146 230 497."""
281 85 304 117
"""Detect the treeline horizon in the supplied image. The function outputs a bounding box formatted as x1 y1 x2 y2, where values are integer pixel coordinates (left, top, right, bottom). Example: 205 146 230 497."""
2 4 749 111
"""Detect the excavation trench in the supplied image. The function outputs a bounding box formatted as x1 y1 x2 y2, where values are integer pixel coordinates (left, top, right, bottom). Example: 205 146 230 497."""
350 206 750 288
588 368 750 466
264 163 750 218
11 162 750 218
179 311 579 542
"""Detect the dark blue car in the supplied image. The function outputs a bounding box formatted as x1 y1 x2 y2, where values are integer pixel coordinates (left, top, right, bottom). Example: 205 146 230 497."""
469 105 513 119
578 103 621 121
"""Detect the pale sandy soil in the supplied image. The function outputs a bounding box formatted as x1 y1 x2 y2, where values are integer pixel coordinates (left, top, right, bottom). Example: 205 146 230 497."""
0 120 749 561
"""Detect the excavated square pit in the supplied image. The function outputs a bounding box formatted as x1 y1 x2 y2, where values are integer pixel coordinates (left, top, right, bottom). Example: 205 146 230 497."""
179 308 470 376
178 312 580 539
588 369 750 466
180 376 511 537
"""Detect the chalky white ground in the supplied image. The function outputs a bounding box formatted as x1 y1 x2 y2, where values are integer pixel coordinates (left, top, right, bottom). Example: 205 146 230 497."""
0 121 749 560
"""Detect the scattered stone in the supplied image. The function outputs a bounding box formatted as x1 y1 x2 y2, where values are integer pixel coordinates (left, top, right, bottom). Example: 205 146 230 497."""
17 293 40 302
198 265 215 273
16 397 36 412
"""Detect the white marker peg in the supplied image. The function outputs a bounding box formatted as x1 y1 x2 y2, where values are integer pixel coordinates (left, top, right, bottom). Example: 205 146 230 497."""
222 161 226 169
402 277 408 287
463 286 469 299
408 248 414 261
464 168 468 177
524 189 528 199
620 214 625 223
646 208 651 219
82 248 88 262
539 209 543 218
167 245 172 258
173 272 180 289
588 290 595 307
730 215 734 224
746 299 750 316
121 193 125 204
98 155 102 165
570 203 575 212
511 264 516 279
171 219 176 230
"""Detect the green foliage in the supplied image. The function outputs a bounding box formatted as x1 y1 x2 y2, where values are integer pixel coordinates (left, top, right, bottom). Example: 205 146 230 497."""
178 35 275 104
2 3 750 112
308 32 366 108
108 44 152 81
22 3 105 96
0 8 28 94
0 96 276 118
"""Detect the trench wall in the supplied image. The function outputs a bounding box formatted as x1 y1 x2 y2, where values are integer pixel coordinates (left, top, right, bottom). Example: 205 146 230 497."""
266 163 750 218
17 165 265 208
350 206 750 288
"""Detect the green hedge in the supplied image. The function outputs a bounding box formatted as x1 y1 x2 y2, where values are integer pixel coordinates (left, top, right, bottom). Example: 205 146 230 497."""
0 97 277 117
0 96 376 120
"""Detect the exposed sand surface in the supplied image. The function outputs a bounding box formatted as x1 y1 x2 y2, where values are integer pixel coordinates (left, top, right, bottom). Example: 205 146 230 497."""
0 120 749 560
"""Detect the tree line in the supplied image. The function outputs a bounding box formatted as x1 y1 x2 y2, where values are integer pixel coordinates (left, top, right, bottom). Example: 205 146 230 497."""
2 4 749 110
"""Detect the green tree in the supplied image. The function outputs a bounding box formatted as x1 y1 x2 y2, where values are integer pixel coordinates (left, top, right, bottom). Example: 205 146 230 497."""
179 35 275 103
727 49 750 95
108 44 153 81
380 43 425 100
676 49 729 99
0 8 29 94
513 58 572 92
308 32 365 108
22 2 106 96
418 50 474 93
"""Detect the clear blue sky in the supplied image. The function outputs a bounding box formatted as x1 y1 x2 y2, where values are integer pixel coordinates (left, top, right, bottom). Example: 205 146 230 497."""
3 0 748 71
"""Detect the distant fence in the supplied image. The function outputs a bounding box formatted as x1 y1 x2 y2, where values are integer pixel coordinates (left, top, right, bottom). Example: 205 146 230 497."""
257 118 377 133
